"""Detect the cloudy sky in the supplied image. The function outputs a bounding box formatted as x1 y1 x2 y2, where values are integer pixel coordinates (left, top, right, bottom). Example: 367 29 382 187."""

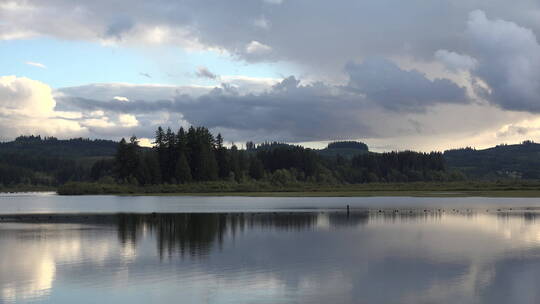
2 0 540 151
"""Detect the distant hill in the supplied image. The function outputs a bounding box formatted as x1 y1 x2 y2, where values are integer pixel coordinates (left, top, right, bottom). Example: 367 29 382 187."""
247 140 369 159
248 141 294 152
0 135 118 158
444 140 540 179
318 141 369 158
0 136 120 187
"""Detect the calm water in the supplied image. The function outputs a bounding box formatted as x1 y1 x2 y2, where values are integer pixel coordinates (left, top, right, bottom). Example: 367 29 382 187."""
2 192 540 214
2 194 540 303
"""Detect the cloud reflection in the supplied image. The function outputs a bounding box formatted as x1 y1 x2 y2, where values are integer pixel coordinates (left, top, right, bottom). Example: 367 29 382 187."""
1 212 540 303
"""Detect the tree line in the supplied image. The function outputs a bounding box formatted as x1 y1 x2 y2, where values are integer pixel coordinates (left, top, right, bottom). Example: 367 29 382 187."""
0 126 464 189
104 125 457 187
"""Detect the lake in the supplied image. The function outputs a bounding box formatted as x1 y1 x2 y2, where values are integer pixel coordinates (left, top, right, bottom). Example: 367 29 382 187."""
2 194 540 303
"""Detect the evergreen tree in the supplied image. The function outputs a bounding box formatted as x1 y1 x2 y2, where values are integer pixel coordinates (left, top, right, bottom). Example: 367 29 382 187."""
138 152 161 185
249 156 264 180
216 133 224 148
115 137 140 183
229 144 242 181
164 127 177 182
155 126 168 181
175 153 192 183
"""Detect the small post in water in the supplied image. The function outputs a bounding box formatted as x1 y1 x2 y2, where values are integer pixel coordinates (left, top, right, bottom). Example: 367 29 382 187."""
347 205 350 216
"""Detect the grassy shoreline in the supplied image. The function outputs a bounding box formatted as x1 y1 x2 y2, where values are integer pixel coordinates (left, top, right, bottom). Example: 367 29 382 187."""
0 185 56 193
49 181 540 197
121 190 540 198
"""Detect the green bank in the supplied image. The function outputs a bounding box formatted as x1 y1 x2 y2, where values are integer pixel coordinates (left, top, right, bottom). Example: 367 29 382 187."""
56 181 540 197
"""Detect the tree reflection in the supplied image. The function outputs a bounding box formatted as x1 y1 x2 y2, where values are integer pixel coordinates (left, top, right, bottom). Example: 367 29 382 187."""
327 212 369 227
115 213 318 258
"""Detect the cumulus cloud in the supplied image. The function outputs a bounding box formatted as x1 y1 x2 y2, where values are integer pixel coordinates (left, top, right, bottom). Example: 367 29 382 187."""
1 1 540 72
56 79 532 150
4 2 540 149
0 71 525 151
0 76 84 139
0 76 181 141
56 58 470 142
463 10 540 112
118 114 139 127
59 78 370 142
496 125 529 138
495 117 540 139
345 58 468 111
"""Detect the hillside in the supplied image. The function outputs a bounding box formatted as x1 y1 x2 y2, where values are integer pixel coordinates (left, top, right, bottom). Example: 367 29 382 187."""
0 136 118 187
247 141 369 159
444 140 540 179
318 141 369 158
0 135 118 158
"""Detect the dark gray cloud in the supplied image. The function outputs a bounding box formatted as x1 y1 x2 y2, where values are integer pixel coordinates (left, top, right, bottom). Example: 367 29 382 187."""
104 15 134 40
58 59 468 142
3 0 539 116
59 78 374 142
465 11 540 112
345 58 468 112
3 1 540 148
3 0 540 70
195 66 217 79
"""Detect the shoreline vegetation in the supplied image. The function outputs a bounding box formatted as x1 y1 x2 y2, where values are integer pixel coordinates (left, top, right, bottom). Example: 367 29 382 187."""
55 181 540 197
6 127 540 199
0 185 56 193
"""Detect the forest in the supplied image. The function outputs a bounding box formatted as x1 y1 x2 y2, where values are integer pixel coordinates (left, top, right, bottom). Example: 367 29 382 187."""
0 136 117 188
93 126 455 188
16 125 540 193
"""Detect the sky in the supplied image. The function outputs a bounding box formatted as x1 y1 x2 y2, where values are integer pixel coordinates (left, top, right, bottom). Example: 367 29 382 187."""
2 0 540 151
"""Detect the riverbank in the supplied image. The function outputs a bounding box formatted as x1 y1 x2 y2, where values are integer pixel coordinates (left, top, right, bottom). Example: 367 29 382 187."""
53 181 540 197
0 185 56 193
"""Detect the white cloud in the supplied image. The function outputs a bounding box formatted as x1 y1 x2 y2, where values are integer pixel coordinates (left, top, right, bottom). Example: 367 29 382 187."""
0 76 55 117
113 96 129 102
138 137 154 147
2 3 540 150
118 114 139 128
0 76 85 140
0 76 172 141
24 61 47 69
245 41 272 55
0 73 532 151
82 117 115 129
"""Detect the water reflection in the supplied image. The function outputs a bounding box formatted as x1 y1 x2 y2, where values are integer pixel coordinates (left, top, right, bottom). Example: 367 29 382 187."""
2 211 540 303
